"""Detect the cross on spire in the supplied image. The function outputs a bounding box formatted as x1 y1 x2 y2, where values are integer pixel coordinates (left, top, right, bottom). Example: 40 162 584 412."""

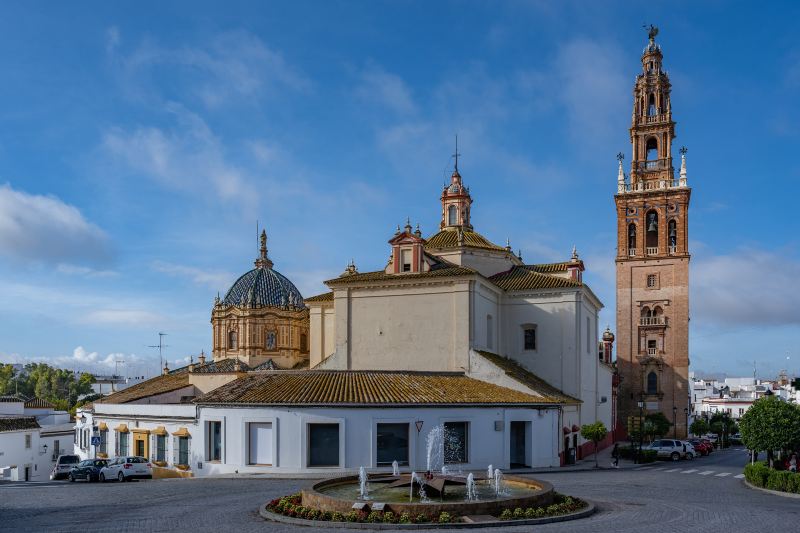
452 134 461 172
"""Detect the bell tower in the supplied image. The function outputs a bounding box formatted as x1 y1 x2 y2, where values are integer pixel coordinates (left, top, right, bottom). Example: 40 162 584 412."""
615 26 691 439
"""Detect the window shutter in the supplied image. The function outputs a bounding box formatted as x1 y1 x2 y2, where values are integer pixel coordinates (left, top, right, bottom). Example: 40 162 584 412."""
115 431 119 456
150 435 156 462
172 436 178 465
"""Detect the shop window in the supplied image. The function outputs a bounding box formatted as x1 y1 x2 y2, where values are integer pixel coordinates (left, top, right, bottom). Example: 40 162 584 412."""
377 423 409 466
308 423 340 467
443 422 469 464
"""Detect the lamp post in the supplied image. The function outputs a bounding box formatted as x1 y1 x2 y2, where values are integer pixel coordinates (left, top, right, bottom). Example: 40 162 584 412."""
637 394 645 464
672 406 678 438
684 407 689 438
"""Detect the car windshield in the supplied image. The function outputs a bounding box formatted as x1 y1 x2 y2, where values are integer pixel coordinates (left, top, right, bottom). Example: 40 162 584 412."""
129 457 147 463
60 456 79 464
93 460 107 467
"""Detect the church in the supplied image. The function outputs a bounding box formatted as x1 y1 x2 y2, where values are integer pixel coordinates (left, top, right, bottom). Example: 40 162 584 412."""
69 34 704 477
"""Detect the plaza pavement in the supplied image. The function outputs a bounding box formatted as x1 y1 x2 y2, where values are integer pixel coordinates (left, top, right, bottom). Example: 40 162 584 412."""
0 448 795 532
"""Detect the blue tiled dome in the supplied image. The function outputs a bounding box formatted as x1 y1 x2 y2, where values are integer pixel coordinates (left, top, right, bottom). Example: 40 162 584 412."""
222 266 305 310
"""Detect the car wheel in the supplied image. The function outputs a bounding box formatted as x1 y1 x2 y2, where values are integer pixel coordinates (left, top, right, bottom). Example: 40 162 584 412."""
670 452 680 461
99 473 105 482
118 472 125 482
687 453 694 460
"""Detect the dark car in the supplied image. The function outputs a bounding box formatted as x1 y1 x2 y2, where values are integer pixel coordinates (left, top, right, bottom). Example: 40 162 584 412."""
69 459 108 482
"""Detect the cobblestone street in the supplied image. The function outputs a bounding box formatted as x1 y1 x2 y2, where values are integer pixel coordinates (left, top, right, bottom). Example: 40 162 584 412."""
0 450 797 532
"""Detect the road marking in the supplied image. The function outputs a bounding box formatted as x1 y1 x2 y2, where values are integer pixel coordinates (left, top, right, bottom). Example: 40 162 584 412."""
664 468 680 472
734 474 745 479
699 471 714 475
715 472 732 477
652 467 666 471
637 467 654 471
680 469 697 474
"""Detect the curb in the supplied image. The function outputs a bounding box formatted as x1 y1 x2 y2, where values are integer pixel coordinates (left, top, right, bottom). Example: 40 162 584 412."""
259 501 596 529
743 479 800 499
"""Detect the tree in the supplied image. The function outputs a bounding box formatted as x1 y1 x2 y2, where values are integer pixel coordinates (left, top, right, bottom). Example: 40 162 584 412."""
690 419 709 437
580 422 608 468
0 362 95 410
739 396 800 468
644 412 671 441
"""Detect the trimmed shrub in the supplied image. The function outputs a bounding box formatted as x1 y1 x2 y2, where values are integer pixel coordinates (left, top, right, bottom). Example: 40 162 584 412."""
383 512 397 524
344 511 359 522
524 507 536 519
766 470 792 492
398 512 412 524
512 507 524 519
500 509 513 520
412 513 429 524
438 512 452 523
744 461 771 487
331 511 344 522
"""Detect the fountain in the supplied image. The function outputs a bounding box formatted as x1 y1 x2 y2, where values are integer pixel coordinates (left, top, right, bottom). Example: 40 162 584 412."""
392 460 399 476
487 464 493 481
493 468 505 496
425 424 445 472
358 466 369 500
466 472 477 501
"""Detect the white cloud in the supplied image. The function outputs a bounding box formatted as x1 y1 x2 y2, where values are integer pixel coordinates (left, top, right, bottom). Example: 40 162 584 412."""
106 26 120 55
56 264 118 278
82 309 164 326
1 346 147 373
357 66 417 115
152 260 235 290
103 104 252 203
0 184 111 266
119 30 310 108
692 248 800 327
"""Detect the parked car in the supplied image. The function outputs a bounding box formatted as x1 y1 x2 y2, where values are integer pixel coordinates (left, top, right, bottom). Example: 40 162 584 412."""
50 454 80 480
688 439 711 456
700 438 714 453
99 456 152 482
69 459 108 482
680 441 696 459
645 439 686 461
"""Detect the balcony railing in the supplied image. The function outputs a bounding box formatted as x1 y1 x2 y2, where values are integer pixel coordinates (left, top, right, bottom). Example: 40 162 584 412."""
628 248 637 257
668 246 677 255
636 158 671 172
620 179 682 193
647 347 658 355
636 113 670 125
640 316 667 326
646 247 659 256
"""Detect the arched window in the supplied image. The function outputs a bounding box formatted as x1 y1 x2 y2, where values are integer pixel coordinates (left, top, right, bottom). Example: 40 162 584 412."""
640 306 651 318
668 219 677 249
448 205 457 226
646 210 658 249
628 223 636 252
228 331 237 350
486 315 494 350
648 93 656 116
645 137 658 161
647 371 658 395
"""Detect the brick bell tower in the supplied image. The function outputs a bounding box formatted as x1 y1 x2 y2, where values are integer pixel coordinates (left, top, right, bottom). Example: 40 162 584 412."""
615 26 691 439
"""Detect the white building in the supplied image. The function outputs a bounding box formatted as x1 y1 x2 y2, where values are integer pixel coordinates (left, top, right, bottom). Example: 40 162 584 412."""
75 163 614 476
0 396 72 481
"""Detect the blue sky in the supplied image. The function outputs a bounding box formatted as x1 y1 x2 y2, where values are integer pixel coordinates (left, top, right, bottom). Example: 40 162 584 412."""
0 1 798 379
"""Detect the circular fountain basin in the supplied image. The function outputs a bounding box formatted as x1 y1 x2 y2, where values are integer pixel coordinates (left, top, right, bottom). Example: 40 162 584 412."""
303 474 554 516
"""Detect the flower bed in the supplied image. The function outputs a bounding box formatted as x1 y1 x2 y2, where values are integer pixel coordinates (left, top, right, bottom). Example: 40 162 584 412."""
266 493 587 525
744 462 800 493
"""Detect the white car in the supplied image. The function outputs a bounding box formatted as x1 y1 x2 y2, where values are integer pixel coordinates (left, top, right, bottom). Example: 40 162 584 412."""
645 439 686 461
99 456 153 482
680 441 696 460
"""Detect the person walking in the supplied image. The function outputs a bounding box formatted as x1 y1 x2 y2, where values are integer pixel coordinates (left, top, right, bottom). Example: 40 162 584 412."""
612 443 620 468
790 453 797 473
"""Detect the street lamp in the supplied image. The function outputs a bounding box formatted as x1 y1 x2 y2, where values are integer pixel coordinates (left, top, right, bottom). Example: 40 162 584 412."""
684 407 689 438
672 406 678 438
637 394 645 464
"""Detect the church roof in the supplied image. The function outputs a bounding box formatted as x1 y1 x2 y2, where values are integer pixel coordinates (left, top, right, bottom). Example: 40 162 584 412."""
528 261 572 273
305 291 334 303
222 266 305 310
325 264 476 286
97 372 191 404
189 358 251 374
475 351 581 405
425 229 506 252
195 370 557 407
489 265 581 291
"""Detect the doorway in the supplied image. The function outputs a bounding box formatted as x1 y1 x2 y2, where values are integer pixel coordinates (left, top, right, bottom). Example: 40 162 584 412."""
24 465 30 481
510 421 530 468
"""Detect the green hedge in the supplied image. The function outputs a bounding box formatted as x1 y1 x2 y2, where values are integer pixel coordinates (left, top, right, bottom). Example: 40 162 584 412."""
744 462 800 493
616 446 657 462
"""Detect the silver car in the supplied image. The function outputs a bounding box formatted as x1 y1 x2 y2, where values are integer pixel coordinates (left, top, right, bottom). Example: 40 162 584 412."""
99 456 153 482
645 439 685 461
50 454 80 480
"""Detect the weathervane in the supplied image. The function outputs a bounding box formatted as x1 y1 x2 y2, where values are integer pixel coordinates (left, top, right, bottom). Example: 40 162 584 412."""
616 152 624 163
452 135 461 172
643 24 658 41
680 146 687 156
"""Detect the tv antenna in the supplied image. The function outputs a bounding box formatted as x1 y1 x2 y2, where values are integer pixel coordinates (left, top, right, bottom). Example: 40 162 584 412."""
148 332 169 373
114 357 125 378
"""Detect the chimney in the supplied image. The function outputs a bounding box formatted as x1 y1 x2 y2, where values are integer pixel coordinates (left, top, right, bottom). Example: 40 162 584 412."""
198 351 206 365
162 363 170 376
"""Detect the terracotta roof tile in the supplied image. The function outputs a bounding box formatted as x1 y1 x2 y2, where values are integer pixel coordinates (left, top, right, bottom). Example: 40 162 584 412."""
24 398 54 409
475 351 581 405
424 230 506 251
0 416 40 432
529 262 571 273
98 373 191 404
325 265 476 285
195 370 558 406
305 291 334 302
489 266 581 291
190 359 250 374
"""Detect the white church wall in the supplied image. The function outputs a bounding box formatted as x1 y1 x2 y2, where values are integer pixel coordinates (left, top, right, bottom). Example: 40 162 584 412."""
473 281 501 353
309 304 336 368
334 282 472 372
